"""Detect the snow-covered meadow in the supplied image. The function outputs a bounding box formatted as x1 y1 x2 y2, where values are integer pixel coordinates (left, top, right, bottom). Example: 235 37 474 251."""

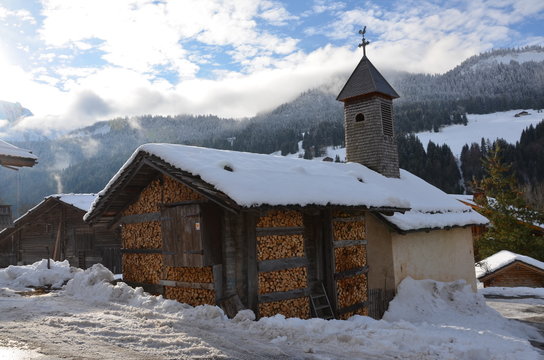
0 260 542 359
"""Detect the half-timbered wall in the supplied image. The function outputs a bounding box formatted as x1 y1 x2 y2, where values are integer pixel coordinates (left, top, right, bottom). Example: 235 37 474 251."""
256 209 310 319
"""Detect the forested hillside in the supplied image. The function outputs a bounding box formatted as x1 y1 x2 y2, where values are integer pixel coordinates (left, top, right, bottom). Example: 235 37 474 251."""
1 47 543 213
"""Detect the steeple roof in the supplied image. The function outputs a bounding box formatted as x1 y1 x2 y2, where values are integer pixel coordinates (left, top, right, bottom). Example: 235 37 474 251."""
336 56 399 101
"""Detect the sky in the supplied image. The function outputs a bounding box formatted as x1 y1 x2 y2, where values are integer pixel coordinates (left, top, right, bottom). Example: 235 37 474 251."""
0 0 543 132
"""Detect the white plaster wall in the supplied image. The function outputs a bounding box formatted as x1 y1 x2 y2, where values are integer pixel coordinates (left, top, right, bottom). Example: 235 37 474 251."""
391 228 477 291
366 214 395 291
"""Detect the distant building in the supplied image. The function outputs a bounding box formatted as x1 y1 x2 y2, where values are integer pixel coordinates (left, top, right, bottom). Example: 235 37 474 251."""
0 194 121 272
477 250 544 288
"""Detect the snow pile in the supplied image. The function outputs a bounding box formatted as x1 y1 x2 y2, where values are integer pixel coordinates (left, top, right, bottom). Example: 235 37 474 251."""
1 263 542 359
476 250 544 278
0 259 80 290
384 277 541 357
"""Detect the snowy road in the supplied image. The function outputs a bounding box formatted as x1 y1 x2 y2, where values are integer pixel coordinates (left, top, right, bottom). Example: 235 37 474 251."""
1 262 543 360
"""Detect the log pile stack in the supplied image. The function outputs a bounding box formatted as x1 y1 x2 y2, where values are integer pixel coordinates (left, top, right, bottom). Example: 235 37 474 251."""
122 253 163 284
335 246 366 273
257 234 304 260
256 209 303 228
164 286 215 306
165 266 213 283
259 297 310 319
258 267 307 294
256 209 308 319
124 178 163 215
332 210 368 320
337 274 368 319
122 221 162 249
162 176 204 203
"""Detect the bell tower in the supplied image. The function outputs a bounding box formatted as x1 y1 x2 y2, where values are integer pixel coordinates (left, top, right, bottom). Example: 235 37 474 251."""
337 27 400 178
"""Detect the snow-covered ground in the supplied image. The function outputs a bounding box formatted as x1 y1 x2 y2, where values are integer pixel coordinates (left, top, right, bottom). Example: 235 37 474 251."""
416 109 544 157
0 261 542 359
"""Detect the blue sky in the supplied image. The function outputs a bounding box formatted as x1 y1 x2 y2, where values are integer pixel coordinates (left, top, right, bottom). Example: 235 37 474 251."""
0 0 543 131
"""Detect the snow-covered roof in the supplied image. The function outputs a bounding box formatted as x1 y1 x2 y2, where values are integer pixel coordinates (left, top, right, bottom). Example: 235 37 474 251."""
49 194 98 212
450 194 477 207
0 194 97 238
0 139 38 160
86 144 487 231
476 250 544 278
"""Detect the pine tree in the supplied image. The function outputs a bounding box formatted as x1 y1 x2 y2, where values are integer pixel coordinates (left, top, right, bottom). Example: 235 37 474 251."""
475 144 544 261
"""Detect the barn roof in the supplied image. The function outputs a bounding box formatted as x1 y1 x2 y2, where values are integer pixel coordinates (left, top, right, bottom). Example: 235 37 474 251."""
336 56 399 101
84 144 487 232
0 194 97 239
0 139 38 168
476 250 544 279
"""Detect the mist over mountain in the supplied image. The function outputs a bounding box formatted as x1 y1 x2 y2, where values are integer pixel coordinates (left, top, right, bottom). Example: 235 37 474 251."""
1 46 543 213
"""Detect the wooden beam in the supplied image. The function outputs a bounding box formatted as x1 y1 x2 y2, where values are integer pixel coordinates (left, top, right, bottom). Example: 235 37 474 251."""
258 257 308 273
120 248 165 254
158 280 214 290
258 288 310 303
332 216 365 222
119 212 161 224
334 265 369 280
336 301 368 316
333 240 368 248
255 226 304 236
246 213 258 315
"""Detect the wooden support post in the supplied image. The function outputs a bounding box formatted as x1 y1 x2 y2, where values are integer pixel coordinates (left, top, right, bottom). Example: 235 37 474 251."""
322 209 337 316
246 212 258 317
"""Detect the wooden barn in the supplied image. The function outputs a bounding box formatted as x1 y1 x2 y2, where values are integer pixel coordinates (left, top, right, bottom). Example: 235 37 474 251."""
0 194 121 272
477 250 544 288
84 45 487 320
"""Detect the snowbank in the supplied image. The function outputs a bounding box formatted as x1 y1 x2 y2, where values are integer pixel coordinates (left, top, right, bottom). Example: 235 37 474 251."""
0 259 80 290
1 263 541 359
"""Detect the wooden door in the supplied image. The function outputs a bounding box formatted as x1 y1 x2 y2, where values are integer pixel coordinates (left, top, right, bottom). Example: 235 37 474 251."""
161 204 204 267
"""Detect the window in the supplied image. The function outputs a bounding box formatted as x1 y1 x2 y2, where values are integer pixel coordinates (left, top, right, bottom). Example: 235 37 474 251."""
381 103 393 136
355 113 365 123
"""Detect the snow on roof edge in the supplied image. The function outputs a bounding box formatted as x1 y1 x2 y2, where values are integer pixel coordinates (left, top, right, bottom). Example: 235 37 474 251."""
476 250 544 278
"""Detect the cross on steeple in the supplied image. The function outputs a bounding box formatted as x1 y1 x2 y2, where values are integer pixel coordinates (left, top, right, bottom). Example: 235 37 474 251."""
358 26 370 57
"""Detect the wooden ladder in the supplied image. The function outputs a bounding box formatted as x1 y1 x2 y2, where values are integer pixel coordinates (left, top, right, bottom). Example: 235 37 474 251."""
309 281 334 320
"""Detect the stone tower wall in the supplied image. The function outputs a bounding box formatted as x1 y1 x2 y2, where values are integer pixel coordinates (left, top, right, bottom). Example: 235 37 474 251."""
344 95 400 178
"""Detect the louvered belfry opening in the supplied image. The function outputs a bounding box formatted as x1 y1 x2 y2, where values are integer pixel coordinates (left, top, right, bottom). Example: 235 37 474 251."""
337 55 400 178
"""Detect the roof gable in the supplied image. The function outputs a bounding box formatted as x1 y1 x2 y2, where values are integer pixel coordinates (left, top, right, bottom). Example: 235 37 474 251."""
336 56 399 101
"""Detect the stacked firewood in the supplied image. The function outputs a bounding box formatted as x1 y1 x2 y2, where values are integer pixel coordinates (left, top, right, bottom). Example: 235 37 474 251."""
257 234 304 261
333 220 366 241
259 297 309 319
258 267 307 294
256 209 303 227
162 176 204 203
124 178 163 215
335 246 366 273
165 266 213 283
122 221 162 249
164 286 215 306
336 273 368 309
122 253 163 284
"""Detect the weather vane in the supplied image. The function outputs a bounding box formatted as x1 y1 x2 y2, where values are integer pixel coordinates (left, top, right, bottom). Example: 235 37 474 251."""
358 26 370 56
